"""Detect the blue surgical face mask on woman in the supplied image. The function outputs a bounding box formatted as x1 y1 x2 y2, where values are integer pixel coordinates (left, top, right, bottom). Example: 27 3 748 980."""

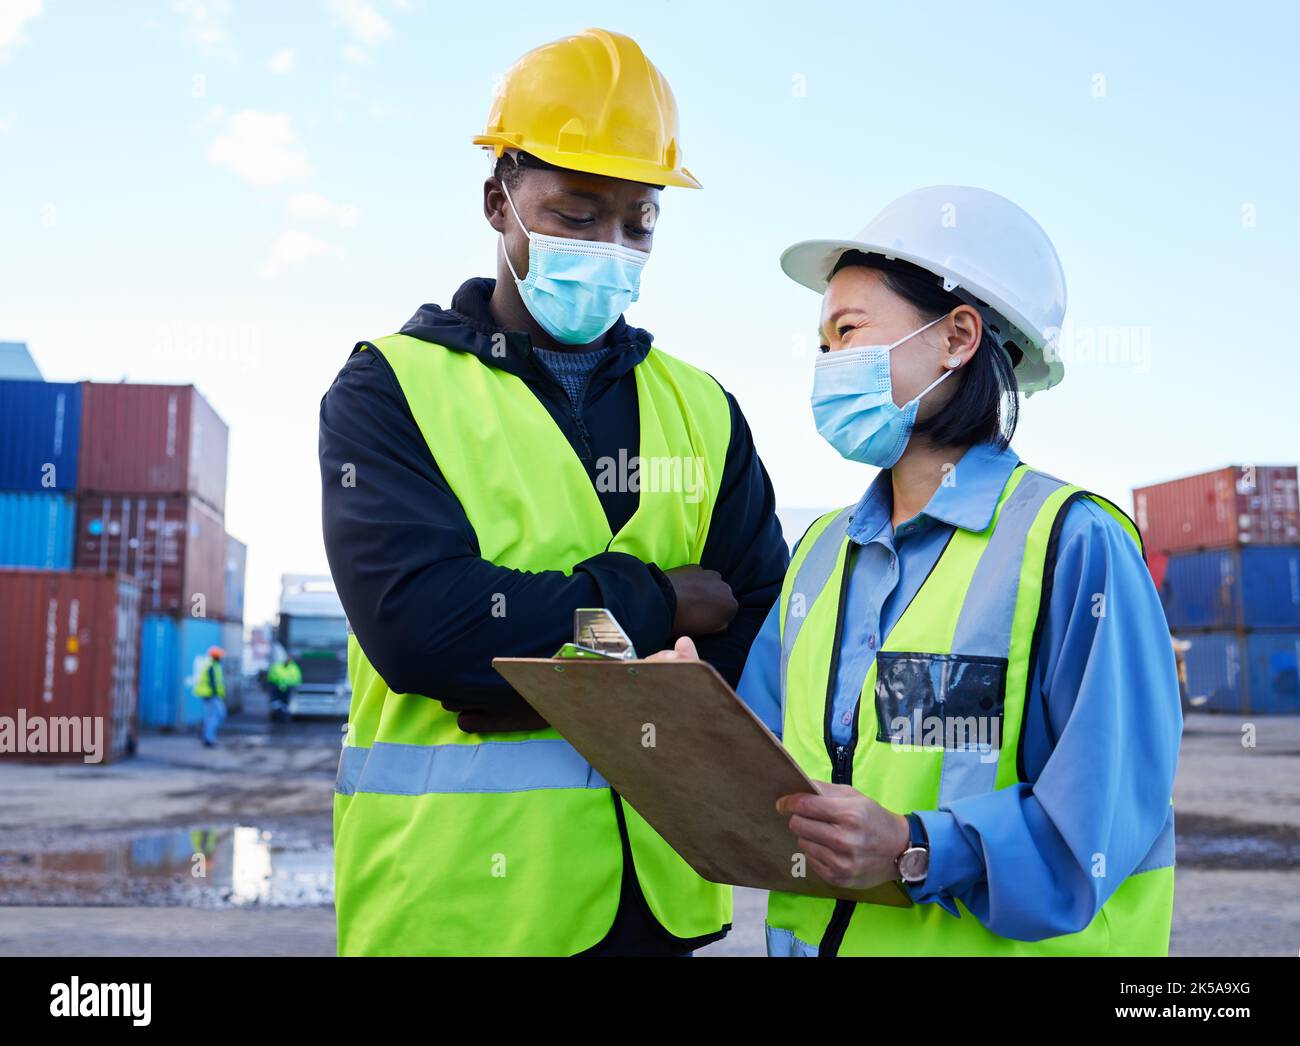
499 179 648 345
810 313 954 468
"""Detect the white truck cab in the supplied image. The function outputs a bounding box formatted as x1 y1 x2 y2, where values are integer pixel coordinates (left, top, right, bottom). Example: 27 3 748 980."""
277 573 351 718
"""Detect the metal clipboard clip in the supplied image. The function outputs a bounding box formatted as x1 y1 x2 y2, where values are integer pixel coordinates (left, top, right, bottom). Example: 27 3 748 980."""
553 608 639 661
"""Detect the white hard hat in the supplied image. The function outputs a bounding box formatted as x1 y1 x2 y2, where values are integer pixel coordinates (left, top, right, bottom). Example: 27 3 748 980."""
781 185 1067 395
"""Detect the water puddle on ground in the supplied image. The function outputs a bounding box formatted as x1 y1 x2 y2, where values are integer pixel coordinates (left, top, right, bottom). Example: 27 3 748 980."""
1175 813 1300 870
4 814 1291 908
0 824 333 907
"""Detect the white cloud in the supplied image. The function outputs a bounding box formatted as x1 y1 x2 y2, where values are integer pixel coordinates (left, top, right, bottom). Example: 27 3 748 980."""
267 46 295 74
172 0 229 47
287 192 358 227
190 103 226 135
0 115 12 133
261 230 344 278
0 0 43 61
340 43 369 65
328 0 391 45
209 110 313 185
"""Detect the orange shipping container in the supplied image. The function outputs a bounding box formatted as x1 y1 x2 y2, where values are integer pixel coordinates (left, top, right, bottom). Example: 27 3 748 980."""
0 569 141 764
79 383 229 515
1133 465 1299 554
75 494 227 618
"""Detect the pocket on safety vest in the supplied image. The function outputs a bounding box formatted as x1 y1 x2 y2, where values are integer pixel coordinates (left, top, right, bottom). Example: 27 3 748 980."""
873 652 1007 751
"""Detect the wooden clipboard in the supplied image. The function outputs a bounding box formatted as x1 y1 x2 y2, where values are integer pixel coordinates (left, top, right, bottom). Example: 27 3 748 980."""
492 656 910 907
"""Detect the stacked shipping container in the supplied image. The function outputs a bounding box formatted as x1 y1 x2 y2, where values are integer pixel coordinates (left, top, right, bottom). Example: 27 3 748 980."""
137 615 224 729
0 374 243 753
0 570 141 763
1159 546 1300 630
221 619 246 713
1133 466 1299 552
75 494 227 616
222 536 247 712
0 492 77 569
0 380 81 568
74 383 240 730
78 383 228 515
1134 465 1300 714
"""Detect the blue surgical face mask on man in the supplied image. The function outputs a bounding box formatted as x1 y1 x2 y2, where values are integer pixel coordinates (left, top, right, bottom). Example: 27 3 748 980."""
810 313 953 468
499 179 648 345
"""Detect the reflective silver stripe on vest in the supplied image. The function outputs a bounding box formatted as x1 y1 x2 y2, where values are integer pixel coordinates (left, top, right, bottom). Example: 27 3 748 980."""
765 923 820 957
938 469 1068 806
776 471 1084 808
779 507 855 728
335 739 609 796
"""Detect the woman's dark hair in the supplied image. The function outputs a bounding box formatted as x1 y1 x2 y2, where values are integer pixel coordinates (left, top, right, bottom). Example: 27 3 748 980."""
830 250 1020 450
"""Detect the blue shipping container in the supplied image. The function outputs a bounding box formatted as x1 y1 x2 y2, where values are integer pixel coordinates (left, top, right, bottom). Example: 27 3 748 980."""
0 380 81 490
138 614 223 729
0 491 76 568
1179 632 1246 713
1162 545 1300 630
1176 630 1300 714
1245 632 1300 714
131 830 204 871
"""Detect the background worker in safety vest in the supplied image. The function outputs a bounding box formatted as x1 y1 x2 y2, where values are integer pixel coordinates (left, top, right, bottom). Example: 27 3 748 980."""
193 646 227 749
265 652 301 723
319 28 788 955
654 186 1182 956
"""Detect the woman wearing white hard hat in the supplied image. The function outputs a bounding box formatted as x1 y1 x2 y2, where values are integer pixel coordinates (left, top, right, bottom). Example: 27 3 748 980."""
656 186 1182 956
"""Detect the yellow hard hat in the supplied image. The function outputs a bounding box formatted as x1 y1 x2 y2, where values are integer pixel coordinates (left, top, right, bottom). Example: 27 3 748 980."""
473 28 701 189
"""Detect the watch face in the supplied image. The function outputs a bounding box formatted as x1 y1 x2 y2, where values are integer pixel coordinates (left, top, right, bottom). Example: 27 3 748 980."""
899 847 929 883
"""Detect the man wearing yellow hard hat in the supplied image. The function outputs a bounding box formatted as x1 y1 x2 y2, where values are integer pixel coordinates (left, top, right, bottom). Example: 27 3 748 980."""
320 28 788 955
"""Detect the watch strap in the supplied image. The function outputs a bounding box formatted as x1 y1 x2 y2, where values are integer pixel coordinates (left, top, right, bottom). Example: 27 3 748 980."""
906 812 928 851
897 813 930 886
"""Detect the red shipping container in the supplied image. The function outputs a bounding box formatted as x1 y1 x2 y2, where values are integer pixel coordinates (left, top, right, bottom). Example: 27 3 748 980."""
79 383 229 515
1133 465 1299 554
1146 548 1169 593
75 494 227 618
0 569 141 764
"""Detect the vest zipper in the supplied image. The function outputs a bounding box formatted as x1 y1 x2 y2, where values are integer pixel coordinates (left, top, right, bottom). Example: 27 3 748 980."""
569 406 594 463
813 526 958 955
817 548 859 958
569 359 605 465
524 350 595 464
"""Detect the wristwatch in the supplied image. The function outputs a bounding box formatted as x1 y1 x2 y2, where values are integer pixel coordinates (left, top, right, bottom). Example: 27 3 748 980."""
896 813 930 885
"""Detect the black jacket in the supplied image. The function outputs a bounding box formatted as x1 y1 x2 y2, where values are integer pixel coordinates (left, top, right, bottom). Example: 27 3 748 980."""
319 277 788 709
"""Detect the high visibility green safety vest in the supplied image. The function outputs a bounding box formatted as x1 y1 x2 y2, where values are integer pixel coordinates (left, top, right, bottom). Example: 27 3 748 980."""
194 659 224 699
334 333 735 956
767 463 1176 957
268 661 301 691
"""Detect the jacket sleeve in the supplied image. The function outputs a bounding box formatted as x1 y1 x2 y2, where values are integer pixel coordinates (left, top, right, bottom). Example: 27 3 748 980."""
691 389 790 687
734 595 786 737
905 497 1183 939
318 348 676 707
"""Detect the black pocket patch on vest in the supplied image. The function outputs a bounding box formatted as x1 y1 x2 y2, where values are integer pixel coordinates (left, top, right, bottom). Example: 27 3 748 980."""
873 652 1008 750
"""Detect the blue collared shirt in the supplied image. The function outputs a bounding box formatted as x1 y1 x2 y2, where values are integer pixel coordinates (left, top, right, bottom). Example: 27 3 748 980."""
737 440 1182 940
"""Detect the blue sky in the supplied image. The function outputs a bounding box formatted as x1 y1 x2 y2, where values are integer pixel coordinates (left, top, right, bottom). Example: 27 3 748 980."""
1 1 1295 623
